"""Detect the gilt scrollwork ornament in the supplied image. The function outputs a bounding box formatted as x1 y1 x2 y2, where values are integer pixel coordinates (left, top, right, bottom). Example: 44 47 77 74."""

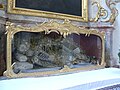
105 0 120 24
90 2 108 22
90 0 120 24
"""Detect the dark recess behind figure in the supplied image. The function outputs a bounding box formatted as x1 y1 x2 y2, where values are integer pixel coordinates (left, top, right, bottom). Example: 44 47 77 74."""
15 0 82 16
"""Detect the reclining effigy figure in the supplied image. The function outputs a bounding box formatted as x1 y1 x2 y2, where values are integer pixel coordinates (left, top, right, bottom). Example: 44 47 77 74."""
13 33 98 73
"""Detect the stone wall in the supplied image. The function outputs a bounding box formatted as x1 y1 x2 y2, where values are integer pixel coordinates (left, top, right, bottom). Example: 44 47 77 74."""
112 3 120 65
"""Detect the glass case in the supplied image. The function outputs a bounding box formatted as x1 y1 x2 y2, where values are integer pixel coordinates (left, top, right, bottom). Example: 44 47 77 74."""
4 20 105 78
12 32 102 74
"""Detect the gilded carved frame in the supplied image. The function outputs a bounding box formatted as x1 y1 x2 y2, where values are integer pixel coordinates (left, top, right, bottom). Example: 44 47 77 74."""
4 20 105 78
7 0 88 22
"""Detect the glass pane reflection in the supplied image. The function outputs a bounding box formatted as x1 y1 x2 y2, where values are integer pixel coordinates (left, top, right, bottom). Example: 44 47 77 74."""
12 32 102 73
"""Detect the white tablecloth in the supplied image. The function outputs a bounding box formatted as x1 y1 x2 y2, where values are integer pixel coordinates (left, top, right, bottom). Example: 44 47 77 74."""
0 68 120 90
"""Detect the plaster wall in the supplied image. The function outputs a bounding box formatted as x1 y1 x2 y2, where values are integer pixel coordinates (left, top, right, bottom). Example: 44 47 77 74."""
112 3 120 64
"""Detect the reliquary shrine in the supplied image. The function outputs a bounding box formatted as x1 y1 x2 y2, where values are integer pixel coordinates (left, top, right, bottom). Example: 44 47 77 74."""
1 0 120 89
4 20 105 78
1 0 118 78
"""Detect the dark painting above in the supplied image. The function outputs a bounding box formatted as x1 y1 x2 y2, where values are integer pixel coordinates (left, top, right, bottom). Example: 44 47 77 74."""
7 0 88 21
15 0 82 16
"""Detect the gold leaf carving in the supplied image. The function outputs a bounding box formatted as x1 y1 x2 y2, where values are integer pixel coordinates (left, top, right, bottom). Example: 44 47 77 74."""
90 2 108 22
90 0 120 24
105 0 120 24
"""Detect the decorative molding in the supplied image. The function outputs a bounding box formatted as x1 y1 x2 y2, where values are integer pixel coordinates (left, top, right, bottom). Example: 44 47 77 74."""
7 0 88 22
90 2 108 22
90 0 120 24
105 0 120 24
5 20 105 39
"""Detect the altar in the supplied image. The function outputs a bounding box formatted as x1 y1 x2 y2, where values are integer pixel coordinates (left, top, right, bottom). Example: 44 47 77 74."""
0 68 120 90
0 0 120 90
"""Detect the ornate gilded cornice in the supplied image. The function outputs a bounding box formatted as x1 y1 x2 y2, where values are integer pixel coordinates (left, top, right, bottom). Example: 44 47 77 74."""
6 20 105 39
